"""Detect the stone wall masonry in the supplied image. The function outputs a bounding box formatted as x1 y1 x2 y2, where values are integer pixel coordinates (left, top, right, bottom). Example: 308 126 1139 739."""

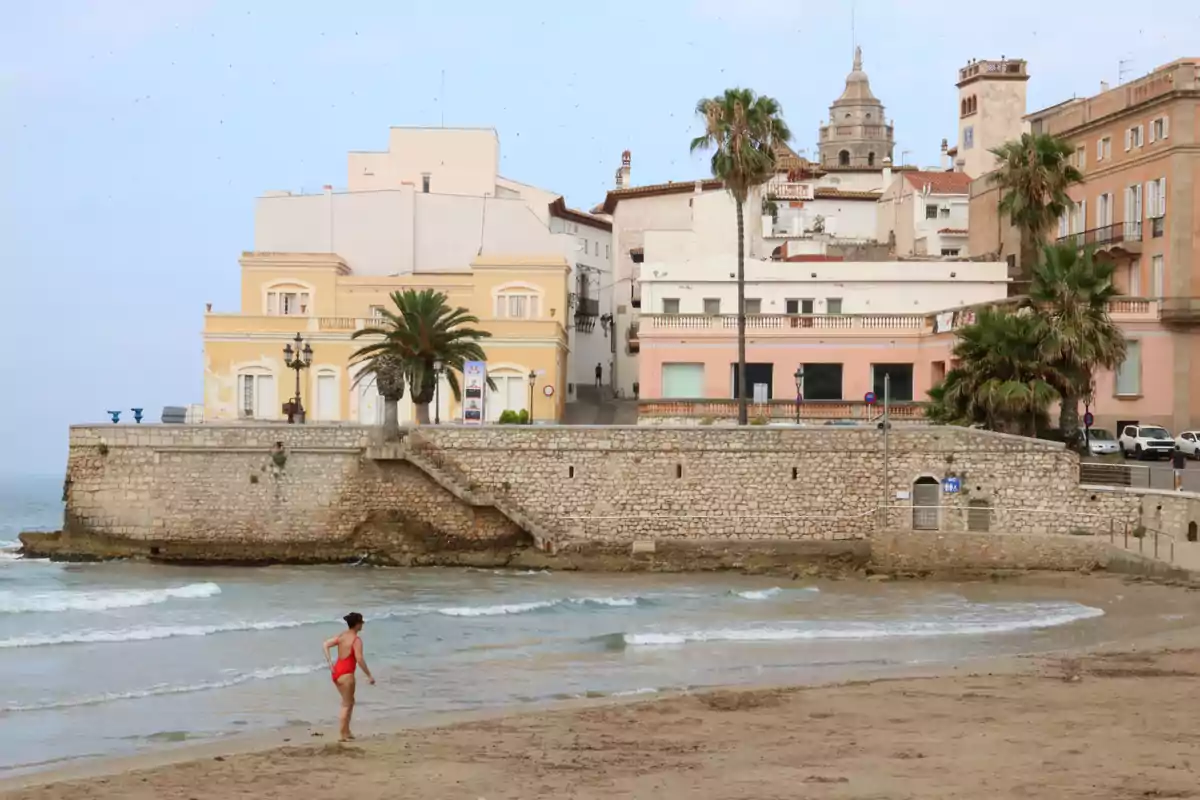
870 530 1113 573
41 422 1157 566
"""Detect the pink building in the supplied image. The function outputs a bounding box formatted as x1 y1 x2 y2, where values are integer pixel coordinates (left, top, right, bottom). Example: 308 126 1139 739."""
636 298 1168 433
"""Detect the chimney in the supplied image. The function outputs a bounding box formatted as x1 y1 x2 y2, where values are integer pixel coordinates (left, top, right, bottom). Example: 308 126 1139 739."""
615 150 632 189
1100 80 1110 93
881 157 893 190
940 139 950 171
954 156 966 173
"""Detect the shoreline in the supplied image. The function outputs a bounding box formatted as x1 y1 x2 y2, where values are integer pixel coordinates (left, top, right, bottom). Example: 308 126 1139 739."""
7 605 1200 798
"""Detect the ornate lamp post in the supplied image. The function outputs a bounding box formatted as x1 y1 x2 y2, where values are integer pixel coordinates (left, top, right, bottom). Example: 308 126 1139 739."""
793 366 805 425
433 359 444 424
527 370 537 425
283 332 313 424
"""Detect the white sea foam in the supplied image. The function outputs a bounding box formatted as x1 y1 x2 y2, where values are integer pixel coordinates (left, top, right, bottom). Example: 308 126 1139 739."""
437 600 560 617
571 596 640 608
611 687 660 697
0 618 316 649
0 582 222 613
734 587 783 600
624 603 1105 646
3 664 322 713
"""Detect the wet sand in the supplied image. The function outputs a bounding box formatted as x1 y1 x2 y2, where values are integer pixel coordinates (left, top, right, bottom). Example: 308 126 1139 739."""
5 626 1200 799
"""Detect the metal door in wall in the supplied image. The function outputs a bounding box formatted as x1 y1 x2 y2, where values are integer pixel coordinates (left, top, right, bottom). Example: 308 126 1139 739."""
912 479 940 530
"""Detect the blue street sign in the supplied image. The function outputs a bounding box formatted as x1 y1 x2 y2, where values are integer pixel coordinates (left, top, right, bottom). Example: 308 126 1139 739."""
864 392 877 405
942 477 961 494
1083 411 1095 427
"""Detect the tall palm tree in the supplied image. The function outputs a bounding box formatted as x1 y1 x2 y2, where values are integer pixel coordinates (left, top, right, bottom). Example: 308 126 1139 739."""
691 88 791 425
1030 243 1126 439
931 307 1064 436
352 353 407 436
989 133 1083 288
351 289 492 434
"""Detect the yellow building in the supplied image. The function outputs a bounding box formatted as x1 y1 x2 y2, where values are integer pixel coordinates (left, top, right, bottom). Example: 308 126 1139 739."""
203 251 571 424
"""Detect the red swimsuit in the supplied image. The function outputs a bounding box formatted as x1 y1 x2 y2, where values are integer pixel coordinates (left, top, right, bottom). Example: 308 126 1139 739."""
331 635 358 683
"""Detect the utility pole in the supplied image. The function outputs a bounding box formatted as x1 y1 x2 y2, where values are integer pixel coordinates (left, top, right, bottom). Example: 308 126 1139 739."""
881 373 891 527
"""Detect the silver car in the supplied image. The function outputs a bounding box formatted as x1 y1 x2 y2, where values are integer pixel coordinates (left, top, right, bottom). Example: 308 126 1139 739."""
1081 428 1120 456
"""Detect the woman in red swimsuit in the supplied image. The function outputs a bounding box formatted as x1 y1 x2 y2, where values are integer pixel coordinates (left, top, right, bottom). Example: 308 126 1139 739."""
323 612 375 741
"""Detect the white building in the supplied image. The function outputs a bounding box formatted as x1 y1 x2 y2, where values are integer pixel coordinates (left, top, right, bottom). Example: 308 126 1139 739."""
877 170 973 257
253 126 613 399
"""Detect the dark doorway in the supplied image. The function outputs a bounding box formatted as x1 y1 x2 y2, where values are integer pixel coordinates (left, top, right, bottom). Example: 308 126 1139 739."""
802 363 844 401
912 477 940 530
1189 521 1197 543
873 364 915 402
731 363 774 401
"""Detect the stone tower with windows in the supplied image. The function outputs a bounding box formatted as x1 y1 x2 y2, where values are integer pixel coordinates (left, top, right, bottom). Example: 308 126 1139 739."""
818 47 894 170
955 58 1029 178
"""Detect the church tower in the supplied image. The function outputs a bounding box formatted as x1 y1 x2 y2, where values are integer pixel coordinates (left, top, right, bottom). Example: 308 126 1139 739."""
818 47 894 169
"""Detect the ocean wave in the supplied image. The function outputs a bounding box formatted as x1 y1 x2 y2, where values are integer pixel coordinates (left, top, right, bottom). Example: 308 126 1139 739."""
0 582 222 613
2 664 322 714
733 587 782 600
437 595 647 617
623 603 1105 646
0 617 316 649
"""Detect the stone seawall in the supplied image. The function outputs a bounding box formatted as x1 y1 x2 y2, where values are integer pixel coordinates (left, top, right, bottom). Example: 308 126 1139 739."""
24 423 1171 569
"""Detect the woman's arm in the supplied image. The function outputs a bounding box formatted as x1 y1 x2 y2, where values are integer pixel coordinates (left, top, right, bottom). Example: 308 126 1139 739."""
354 637 375 684
322 636 339 670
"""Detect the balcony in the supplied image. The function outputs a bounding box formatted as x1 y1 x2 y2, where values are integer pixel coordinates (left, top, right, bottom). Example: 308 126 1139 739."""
204 315 567 339
638 398 927 423
627 322 640 354
1160 298 1200 325
1057 221 1142 254
640 313 930 337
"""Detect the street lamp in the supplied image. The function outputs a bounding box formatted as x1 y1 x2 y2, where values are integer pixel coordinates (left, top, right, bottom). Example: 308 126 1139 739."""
283 332 313 424
793 366 805 425
527 369 537 425
432 359 444 424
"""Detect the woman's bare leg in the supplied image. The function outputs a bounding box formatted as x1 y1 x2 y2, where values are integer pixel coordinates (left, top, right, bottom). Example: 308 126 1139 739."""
335 675 356 741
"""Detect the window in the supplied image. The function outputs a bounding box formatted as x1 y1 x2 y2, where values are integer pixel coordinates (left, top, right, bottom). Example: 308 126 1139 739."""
237 372 277 419
421 174 431 193
1115 341 1141 396
605 244 610 259
826 298 843 315
743 298 762 314
661 363 705 398
494 289 540 319
1151 255 1164 298
868 152 876 167
925 204 938 220
1151 116 1169 142
1147 177 1167 218
941 248 961 256
786 299 814 315
314 370 338 421
266 289 310 316
1074 146 1086 169
872 364 914 402
1097 193 1113 227
594 241 600 256
939 206 951 219
578 237 588 253
369 305 387 319
703 298 721 315
1097 136 1111 161
662 298 680 314
838 150 850 167
801 364 843 400
963 126 974 149
1125 124 1144 150
1127 259 1141 296
1125 184 1142 226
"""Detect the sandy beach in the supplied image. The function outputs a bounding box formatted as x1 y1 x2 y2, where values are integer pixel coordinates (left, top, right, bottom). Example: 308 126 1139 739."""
6 627 1200 800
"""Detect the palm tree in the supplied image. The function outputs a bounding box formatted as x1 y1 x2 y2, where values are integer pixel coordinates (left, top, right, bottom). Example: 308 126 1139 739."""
353 353 407 436
1030 243 1126 439
691 88 791 425
931 307 1065 436
989 133 1083 288
351 289 492 434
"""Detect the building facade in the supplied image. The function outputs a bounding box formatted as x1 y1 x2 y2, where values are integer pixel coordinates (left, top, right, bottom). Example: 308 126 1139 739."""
878 171 973 257
204 127 609 423
955 58 1030 179
818 47 895 170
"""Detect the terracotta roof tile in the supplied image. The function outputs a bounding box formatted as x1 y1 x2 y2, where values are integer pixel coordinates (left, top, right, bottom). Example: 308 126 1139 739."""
938 227 968 235
594 179 724 214
548 196 612 232
902 171 972 195
813 187 881 201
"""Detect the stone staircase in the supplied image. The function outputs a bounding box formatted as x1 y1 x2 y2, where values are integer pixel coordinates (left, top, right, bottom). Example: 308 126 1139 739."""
386 431 560 552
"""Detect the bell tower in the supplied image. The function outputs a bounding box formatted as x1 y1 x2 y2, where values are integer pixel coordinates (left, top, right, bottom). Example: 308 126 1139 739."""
956 57 1029 178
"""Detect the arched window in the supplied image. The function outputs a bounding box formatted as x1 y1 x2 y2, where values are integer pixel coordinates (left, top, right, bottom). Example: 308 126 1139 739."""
838 150 850 167
868 152 876 167
312 367 341 421
263 282 314 316
961 99 968 116
493 282 544 320
485 365 532 422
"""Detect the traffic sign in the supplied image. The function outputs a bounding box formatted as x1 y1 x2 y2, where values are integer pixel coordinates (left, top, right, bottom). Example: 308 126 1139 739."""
1083 411 1095 427
542 385 555 397
864 391 877 405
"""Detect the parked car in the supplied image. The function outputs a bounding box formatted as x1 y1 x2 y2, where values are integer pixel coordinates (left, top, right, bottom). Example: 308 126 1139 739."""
1175 430 1200 459
1119 424 1175 460
1080 428 1120 456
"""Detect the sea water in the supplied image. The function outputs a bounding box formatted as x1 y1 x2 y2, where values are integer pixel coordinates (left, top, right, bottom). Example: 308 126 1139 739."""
0 474 1179 775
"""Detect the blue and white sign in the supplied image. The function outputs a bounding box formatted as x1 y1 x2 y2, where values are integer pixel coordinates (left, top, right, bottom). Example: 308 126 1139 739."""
942 477 961 494
1083 411 1095 427
864 391 877 405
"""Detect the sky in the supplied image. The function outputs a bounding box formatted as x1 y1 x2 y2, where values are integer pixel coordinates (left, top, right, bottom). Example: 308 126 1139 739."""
1 0 1198 477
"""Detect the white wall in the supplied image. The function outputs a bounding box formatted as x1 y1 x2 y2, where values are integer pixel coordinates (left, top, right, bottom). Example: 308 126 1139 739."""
347 127 500 196
911 195 970 256
641 260 1009 315
762 197 878 242
548 218 613 395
